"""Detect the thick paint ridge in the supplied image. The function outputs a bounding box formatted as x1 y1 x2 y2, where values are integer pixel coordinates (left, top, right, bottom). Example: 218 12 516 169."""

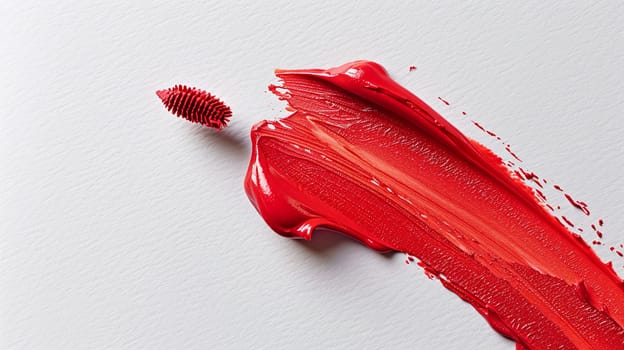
244 61 624 349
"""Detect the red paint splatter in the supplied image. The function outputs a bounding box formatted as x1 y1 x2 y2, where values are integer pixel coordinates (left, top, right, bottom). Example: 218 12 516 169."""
535 189 547 201
519 168 536 180
564 193 590 216
438 97 450 105
561 216 575 227
472 121 486 132
504 144 523 162
409 65 417 72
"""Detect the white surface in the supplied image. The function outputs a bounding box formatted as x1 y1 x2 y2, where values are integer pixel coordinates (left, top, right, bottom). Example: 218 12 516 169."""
1 1 622 349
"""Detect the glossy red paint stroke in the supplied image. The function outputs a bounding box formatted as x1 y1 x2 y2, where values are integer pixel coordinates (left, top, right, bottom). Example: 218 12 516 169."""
244 61 624 349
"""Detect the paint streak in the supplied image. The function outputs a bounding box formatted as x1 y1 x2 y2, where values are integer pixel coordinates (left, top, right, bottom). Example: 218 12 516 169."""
505 144 523 162
244 61 624 349
564 193 591 216
561 215 575 228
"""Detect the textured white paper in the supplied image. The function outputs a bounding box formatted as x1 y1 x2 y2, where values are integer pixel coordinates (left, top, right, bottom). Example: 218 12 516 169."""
1 1 622 349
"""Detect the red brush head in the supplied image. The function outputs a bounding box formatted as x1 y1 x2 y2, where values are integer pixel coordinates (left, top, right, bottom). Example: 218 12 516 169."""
156 85 232 130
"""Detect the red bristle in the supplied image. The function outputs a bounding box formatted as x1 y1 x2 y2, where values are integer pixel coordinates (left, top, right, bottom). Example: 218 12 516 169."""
156 85 232 130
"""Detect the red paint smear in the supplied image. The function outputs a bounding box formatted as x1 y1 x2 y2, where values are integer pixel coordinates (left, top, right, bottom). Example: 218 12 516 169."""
438 96 450 105
244 61 624 349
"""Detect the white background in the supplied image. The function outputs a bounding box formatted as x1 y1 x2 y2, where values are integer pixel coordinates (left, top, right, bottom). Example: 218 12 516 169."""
1 1 623 349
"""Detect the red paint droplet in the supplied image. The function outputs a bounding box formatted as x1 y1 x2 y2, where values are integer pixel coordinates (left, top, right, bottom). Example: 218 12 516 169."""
409 65 417 72
596 231 603 239
542 178 548 184
577 227 583 233
599 219 604 227
553 185 563 191
461 111 467 115
592 240 601 245
156 85 232 130
408 256 415 262
438 97 450 105
591 224 597 231
610 246 615 251
617 251 623 257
